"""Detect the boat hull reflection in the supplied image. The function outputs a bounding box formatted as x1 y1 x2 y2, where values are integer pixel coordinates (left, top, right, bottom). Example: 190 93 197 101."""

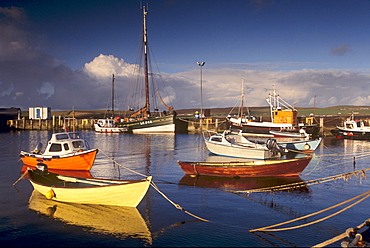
179 174 309 192
28 190 152 243
21 165 93 178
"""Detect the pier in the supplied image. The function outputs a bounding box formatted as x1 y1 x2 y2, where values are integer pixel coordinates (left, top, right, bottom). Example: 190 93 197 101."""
7 115 368 137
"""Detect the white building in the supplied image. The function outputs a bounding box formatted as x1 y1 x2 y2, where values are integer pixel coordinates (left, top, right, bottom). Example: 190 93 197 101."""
29 107 51 120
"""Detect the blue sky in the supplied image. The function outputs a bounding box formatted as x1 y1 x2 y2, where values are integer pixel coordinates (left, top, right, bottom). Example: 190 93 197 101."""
0 0 369 112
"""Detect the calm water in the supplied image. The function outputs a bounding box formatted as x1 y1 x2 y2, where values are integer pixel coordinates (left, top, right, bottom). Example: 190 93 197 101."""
1 131 370 247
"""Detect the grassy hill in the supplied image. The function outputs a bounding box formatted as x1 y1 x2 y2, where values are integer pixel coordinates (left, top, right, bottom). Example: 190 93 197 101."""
36 105 370 119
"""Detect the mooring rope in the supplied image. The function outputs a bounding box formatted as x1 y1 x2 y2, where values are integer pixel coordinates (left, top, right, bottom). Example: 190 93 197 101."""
99 148 211 222
150 181 211 222
249 190 370 232
303 152 370 176
100 148 370 232
98 149 147 178
225 167 368 194
312 219 370 247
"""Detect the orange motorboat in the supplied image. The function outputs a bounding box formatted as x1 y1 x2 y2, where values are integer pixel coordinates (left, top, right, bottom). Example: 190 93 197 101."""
20 132 98 171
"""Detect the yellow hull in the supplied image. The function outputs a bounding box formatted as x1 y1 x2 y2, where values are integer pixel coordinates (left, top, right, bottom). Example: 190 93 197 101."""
29 176 152 207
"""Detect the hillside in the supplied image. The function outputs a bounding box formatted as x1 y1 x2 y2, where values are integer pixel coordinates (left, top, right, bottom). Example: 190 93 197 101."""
40 105 370 119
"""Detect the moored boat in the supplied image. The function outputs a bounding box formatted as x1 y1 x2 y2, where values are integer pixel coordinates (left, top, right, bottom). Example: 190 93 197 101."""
115 7 186 133
276 138 322 153
177 155 313 177
94 74 127 133
204 130 285 159
246 136 322 153
27 164 152 207
20 132 98 171
94 118 127 133
269 129 310 138
227 85 320 138
331 115 370 140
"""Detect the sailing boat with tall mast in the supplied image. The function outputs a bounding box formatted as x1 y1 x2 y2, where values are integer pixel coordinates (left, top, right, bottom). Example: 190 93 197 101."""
94 74 127 133
116 6 186 133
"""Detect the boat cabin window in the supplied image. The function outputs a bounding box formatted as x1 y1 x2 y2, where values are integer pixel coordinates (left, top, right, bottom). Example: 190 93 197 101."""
211 137 222 142
49 144 62 152
72 141 84 148
55 134 69 140
64 143 70 151
68 133 80 139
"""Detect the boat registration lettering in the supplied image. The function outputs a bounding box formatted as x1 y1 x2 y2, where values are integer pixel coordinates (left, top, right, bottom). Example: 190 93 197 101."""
140 120 153 125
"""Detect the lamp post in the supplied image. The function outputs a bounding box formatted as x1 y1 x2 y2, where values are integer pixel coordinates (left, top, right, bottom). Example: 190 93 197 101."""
197 62 205 118
197 62 205 131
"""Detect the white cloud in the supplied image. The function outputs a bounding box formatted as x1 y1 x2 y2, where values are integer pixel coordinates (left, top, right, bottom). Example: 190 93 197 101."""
82 54 137 79
0 7 370 111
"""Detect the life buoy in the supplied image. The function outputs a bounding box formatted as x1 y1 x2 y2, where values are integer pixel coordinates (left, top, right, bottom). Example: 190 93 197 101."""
77 149 83 152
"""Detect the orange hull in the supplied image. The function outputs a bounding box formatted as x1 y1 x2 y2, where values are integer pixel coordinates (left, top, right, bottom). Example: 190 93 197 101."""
20 149 98 171
20 165 93 178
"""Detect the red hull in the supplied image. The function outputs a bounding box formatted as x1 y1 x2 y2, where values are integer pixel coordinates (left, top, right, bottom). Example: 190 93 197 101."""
177 156 312 177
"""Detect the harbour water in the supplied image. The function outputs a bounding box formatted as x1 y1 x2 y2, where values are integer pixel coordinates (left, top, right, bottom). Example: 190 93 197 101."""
1 130 370 247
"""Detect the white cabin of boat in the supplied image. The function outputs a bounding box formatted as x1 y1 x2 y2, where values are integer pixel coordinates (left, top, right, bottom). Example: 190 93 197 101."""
95 118 116 128
39 132 90 156
342 119 366 130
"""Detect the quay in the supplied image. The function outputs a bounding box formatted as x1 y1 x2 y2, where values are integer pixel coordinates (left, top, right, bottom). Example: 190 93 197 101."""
6 115 367 137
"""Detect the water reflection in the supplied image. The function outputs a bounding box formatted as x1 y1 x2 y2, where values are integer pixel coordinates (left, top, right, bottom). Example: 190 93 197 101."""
343 139 370 154
90 133 177 180
28 190 152 244
179 174 309 193
20 165 93 178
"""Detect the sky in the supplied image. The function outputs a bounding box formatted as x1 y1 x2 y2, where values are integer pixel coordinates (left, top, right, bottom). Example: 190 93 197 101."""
0 0 369 112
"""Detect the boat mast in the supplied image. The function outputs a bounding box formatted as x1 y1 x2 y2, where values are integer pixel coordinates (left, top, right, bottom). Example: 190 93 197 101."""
111 74 115 118
239 79 245 119
143 6 150 116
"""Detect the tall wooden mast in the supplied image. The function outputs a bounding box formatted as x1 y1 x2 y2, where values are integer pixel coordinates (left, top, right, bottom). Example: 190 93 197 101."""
143 6 150 116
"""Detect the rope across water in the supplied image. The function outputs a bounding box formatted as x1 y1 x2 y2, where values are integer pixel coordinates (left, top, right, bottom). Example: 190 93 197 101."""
99 147 370 246
99 148 211 222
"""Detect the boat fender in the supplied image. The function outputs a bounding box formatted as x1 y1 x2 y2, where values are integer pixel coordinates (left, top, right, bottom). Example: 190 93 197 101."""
45 188 55 199
303 143 311 150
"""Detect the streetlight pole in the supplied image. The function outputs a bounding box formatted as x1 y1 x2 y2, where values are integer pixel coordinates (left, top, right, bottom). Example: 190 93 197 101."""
197 62 205 131
197 62 205 117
